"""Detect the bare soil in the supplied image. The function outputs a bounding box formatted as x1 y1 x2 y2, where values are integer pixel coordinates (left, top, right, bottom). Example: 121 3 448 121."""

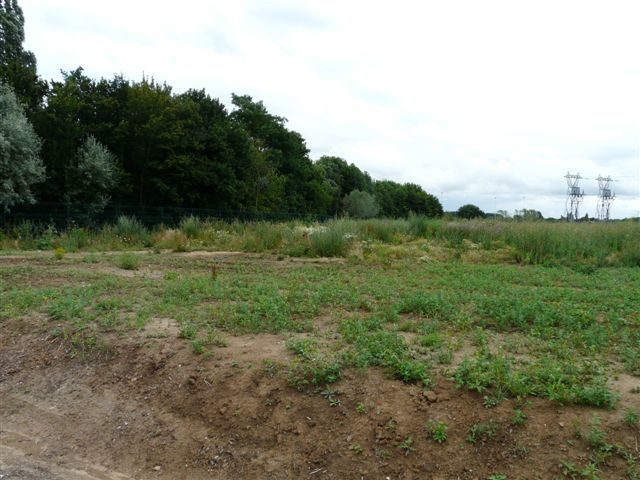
1 317 639 480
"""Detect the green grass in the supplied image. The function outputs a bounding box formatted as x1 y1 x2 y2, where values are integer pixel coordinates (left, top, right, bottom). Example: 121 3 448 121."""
0 219 638 413
116 252 140 270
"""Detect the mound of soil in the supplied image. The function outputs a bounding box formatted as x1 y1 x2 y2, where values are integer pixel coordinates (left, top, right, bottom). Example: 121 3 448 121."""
1 323 638 479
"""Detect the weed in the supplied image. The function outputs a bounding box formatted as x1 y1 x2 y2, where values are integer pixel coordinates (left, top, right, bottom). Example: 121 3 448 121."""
356 402 366 414
262 359 281 378
374 446 391 463
349 443 363 454
507 443 529 458
320 387 341 407
53 246 65 260
483 390 505 408
586 416 606 449
623 408 638 428
426 420 448 443
487 475 507 480
397 436 415 456
437 348 453 365
511 408 527 426
117 252 139 270
179 215 202 239
191 339 204 354
82 253 98 263
467 420 498 443
418 332 443 349
178 323 197 340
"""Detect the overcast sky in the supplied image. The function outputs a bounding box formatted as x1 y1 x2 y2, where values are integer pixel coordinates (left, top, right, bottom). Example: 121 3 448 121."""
21 0 640 218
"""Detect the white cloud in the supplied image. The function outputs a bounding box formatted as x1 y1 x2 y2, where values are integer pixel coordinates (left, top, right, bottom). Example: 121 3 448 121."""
21 0 640 217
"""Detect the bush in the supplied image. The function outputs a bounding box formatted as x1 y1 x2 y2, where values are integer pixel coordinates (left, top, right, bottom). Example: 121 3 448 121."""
457 204 486 219
117 252 139 270
343 190 379 218
113 215 148 244
179 215 203 239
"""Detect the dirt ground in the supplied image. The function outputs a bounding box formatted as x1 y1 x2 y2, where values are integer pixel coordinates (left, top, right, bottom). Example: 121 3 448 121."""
1 316 638 480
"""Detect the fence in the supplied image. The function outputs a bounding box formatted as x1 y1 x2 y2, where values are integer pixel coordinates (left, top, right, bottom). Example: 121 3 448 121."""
0 203 330 229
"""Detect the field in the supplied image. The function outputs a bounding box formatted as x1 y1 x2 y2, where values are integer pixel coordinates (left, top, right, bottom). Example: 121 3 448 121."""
1 218 639 479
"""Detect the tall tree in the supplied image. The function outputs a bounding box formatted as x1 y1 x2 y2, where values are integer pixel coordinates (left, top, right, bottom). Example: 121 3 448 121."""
230 94 331 213
0 0 46 114
316 156 372 214
65 135 119 214
0 81 44 211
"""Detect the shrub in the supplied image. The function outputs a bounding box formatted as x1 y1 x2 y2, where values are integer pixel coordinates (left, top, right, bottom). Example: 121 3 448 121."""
179 215 203 239
113 215 148 244
117 252 139 270
343 190 379 218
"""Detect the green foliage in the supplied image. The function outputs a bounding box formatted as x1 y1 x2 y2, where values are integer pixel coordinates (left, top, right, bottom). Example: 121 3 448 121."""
65 135 119 214
454 350 618 408
511 408 527 426
117 252 139 270
53 246 65 260
316 156 373 214
0 0 46 113
0 81 44 211
308 221 354 257
624 408 638 427
398 291 453 320
457 204 486 219
397 437 415 455
373 180 442 218
179 216 202 239
426 420 448 443
113 215 148 245
467 420 498 443
343 190 379 218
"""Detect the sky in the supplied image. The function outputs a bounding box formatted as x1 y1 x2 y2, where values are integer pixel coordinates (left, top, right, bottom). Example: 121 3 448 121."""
20 0 640 218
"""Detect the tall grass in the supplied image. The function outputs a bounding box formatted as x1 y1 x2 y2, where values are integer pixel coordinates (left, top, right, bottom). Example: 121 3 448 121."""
309 221 354 257
1 216 638 266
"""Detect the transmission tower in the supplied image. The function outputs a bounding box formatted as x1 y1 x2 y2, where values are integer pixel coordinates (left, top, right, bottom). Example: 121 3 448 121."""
564 172 584 221
596 175 615 221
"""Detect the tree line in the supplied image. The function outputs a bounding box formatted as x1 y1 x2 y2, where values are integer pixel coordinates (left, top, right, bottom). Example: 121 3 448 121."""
1 1 442 218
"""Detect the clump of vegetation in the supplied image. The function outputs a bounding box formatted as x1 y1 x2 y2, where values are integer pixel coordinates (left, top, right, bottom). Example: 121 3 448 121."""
467 420 498 443
426 420 448 443
308 221 354 257
511 407 527 426
53 246 65 260
112 215 149 245
454 350 617 408
623 408 638 428
117 252 139 270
